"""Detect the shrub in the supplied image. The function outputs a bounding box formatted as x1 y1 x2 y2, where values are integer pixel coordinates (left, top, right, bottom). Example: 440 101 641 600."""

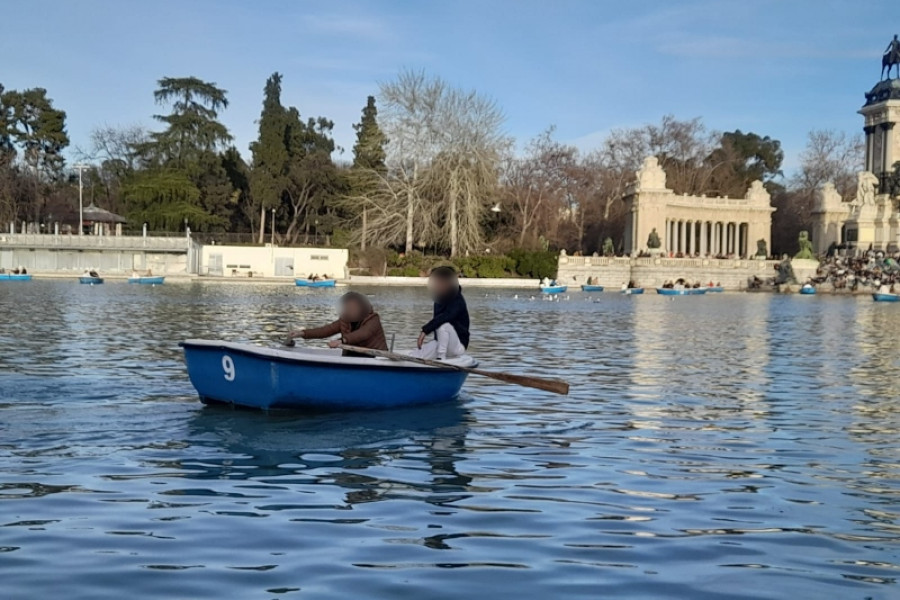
454 255 516 278
508 248 557 279
387 266 422 277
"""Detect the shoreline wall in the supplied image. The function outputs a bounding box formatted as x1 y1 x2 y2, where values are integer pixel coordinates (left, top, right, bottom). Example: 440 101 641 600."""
557 255 819 290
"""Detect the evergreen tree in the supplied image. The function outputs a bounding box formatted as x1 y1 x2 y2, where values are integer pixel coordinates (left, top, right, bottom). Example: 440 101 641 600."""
348 95 387 249
125 76 234 231
3 87 69 178
249 72 290 242
351 96 386 171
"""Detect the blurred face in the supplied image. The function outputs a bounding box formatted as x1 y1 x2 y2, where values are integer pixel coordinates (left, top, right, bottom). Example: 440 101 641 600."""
340 298 365 322
428 276 453 299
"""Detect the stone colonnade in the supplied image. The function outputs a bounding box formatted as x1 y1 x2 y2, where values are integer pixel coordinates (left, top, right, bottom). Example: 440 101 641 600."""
664 219 750 257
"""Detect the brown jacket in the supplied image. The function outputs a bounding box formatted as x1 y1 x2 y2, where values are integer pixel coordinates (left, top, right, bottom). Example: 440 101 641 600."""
302 312 388 353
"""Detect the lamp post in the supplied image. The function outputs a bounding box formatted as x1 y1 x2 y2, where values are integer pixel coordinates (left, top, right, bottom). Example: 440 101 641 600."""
73 164 90 235
271 208 275 246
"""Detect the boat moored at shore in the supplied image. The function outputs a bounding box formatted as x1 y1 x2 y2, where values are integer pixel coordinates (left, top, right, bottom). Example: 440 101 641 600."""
0 273 32 281
656 287 707 296
872 292 900 302
295 278 337 288
128 276 165 285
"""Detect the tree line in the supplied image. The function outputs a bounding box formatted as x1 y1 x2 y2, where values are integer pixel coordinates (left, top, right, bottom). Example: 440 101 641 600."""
0 70 875 258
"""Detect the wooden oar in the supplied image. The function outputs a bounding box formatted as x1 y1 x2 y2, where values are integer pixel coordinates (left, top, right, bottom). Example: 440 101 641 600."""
339 344 569 396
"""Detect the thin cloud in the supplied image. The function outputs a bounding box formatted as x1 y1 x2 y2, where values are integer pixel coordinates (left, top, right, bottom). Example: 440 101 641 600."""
297 14 390 40
659 36 880 59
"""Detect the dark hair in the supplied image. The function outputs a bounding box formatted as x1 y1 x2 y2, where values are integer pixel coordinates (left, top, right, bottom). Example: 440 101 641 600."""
429 265 458 280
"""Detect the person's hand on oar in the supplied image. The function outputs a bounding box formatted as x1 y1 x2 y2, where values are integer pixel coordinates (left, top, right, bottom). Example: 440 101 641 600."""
282 328 306 347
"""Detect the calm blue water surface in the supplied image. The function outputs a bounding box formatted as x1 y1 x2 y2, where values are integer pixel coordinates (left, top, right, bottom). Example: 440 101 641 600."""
1 281 898 599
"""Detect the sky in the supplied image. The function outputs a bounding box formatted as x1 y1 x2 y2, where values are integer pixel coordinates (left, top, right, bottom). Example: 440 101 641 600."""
1 0 895 175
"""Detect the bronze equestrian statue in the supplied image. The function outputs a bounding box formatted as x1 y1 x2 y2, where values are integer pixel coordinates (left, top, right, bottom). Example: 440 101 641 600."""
883 34 900 80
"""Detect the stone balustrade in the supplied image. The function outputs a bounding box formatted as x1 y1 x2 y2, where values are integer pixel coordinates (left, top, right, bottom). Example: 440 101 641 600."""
0 233 191 251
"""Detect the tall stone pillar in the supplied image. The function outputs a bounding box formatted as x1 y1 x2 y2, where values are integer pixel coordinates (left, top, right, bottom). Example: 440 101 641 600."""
700 221 707 256
865 125 876 172
679 220 685 254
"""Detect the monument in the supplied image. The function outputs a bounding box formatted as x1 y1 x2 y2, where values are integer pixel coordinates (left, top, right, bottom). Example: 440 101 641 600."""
622 157 774 257
813 35 900 253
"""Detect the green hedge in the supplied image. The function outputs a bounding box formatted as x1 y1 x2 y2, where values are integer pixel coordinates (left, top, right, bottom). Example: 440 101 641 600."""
376 248 557 279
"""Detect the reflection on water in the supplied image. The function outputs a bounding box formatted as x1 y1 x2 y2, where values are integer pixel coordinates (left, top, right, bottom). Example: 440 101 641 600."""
1 282 898 599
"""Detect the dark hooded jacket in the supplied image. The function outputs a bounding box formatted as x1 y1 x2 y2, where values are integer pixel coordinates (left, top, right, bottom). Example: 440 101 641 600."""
302 292 388 356
422 286 470 348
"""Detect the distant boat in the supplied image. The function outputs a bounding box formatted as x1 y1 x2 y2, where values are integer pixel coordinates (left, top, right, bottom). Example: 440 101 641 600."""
656 287 707 296
180 339 475 410
128 275 165 285
872 292 900 302
580 284 604 292
799 286 817 295
79 276 104 285
0 273 32 281
706 286 724 293
295 278 337 288
621 287 644 295
540 284 568 294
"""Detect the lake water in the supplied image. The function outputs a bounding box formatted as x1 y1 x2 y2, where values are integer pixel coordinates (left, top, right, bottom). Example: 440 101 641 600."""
1 281 898 599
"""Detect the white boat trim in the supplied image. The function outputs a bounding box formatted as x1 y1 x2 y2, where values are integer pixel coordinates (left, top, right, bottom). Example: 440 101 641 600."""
182 339 478 370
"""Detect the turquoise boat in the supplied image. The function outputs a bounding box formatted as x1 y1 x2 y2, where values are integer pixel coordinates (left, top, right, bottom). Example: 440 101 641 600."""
180 339 475 411
799 286 817 295
656 287 707 296
128 276 165 285
873 292 900 302
540 285 567 294
295 278 337 288
0 273 32 281
621 287 644 295
79 276 104 285
580 284 604 292
706 286 724 293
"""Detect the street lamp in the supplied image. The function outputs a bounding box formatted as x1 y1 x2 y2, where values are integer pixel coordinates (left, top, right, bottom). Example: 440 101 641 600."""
271 208 275 246
73 164 90 235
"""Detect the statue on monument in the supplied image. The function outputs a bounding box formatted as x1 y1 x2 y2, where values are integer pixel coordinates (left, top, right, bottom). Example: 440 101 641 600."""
647 228 661 249
774 254 797 285
794 231 815 260
756 239 768 258
855 171 879 205
883 34 900 80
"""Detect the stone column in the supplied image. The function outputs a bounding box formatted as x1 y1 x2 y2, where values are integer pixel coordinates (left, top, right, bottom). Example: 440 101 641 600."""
700 221 707 256
712 223 718 256
679 220 685 254
865 125 876 172
884 123 896 172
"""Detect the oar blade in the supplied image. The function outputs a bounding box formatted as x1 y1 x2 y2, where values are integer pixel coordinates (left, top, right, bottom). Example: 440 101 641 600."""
477 369 569 395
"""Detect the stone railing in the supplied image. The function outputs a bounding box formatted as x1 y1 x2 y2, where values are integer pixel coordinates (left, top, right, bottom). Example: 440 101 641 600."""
0 233 191 251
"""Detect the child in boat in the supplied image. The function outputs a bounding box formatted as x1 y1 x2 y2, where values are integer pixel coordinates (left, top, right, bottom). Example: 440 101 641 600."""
415 266 470 360
288 291 388 356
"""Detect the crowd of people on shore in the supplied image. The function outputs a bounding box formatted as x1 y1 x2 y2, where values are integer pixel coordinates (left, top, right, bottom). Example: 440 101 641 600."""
810 252 900 291
0 266 27 274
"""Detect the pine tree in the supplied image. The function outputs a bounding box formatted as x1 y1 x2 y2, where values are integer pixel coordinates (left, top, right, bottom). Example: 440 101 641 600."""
352 96 386 171
250 72 290 243
349 96 386 249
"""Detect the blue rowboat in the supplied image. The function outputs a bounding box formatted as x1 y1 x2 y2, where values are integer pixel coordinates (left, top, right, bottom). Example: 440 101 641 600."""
873 292 900 302
128 276 165 285
295 278 337 288
180 339 476 411
621 287 644 295
799 286 816 295
540 285 567 294
706 286 724 293
580 284 604 292
79 276 104 285
656 287 707 296
0 273 32 281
